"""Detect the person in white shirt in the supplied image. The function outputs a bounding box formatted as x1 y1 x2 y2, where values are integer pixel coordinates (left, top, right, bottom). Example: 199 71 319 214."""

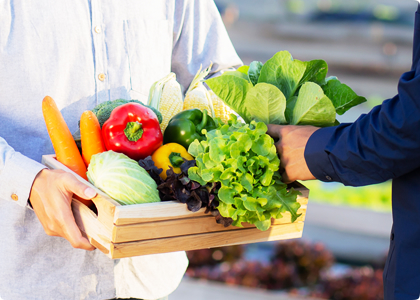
0 1 242 299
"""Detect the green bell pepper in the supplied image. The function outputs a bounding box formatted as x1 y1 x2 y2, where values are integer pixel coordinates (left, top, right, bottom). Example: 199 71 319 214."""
163 109 217 149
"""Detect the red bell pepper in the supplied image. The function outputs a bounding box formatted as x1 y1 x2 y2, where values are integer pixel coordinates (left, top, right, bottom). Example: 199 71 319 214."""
102 103 162 161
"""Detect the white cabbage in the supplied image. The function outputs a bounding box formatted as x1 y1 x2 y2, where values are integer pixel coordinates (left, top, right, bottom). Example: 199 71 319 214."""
87 151 160 205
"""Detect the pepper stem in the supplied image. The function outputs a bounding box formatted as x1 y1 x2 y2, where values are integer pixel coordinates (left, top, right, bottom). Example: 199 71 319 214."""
196 109 208 133
169 152 184 168
124 121 144 142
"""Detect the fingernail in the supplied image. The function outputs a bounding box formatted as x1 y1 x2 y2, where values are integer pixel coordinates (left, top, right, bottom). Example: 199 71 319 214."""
84 187 97 198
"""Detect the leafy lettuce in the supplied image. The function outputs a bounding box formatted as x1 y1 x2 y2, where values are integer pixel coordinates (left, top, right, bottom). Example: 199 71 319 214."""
206 51 366 126
188 116 301 231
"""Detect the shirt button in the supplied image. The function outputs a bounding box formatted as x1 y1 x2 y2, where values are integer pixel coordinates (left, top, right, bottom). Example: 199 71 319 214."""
326 175 332 181
98 73 106 81
94 26 101 34
11 194 18 201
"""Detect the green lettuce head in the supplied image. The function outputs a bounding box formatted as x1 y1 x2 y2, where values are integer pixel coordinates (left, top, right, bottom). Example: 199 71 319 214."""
87 151 160 205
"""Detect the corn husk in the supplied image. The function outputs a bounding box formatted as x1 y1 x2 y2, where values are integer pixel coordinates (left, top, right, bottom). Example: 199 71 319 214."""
148 73 183 132
183 63 238 124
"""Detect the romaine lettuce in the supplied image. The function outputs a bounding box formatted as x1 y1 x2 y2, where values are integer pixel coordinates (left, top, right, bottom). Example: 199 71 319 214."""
206 50 366 127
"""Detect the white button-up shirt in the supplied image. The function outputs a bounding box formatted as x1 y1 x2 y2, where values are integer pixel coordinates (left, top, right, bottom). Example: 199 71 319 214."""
0 1 242 299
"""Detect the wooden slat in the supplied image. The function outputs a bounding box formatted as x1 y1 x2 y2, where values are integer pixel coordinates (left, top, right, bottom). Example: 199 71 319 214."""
112 206 307 243
297 192 309 205
114 191 308 225
111 222 304 259
71 199 113 256
114 201 204 225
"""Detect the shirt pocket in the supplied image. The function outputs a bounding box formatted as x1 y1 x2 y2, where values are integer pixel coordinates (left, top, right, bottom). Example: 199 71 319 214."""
123 19 172 103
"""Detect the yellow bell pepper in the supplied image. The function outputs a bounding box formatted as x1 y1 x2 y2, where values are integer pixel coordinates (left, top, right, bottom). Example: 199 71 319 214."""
151 143 194 180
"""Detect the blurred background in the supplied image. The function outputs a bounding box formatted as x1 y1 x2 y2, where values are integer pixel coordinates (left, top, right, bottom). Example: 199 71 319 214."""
172 0 417 299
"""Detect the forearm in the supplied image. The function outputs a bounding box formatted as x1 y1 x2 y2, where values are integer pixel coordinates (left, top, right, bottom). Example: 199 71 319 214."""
305 70 420 186
0 137 46 206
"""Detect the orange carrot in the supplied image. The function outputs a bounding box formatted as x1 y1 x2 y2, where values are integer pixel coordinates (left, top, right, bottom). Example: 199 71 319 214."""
42 96 88 180
80 111 106 166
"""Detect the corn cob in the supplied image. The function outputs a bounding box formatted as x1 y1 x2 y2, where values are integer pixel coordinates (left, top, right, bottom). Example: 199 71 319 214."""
183 64 215 118
209 90 236 124
183 63 239 123
148 73 183 132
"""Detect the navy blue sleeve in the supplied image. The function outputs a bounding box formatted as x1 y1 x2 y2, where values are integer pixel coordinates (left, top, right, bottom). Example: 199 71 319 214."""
305 5 420 187
305 68 420 187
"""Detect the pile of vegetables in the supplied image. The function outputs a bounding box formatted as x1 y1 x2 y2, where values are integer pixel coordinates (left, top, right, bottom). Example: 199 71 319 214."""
43 96 163 206
42 50 366 231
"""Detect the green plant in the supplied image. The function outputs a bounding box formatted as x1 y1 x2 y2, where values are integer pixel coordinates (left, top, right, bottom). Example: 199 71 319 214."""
206 51 366 127
188 116 301 231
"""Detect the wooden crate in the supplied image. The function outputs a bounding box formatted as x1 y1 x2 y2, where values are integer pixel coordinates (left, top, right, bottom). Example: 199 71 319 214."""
42 154 309 259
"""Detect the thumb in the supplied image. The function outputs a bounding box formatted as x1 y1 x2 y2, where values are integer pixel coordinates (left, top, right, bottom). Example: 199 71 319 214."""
63 174 97 200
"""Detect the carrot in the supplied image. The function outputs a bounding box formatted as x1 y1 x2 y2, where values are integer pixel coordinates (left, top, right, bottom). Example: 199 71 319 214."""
42 96 88 180
80 110 106 166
